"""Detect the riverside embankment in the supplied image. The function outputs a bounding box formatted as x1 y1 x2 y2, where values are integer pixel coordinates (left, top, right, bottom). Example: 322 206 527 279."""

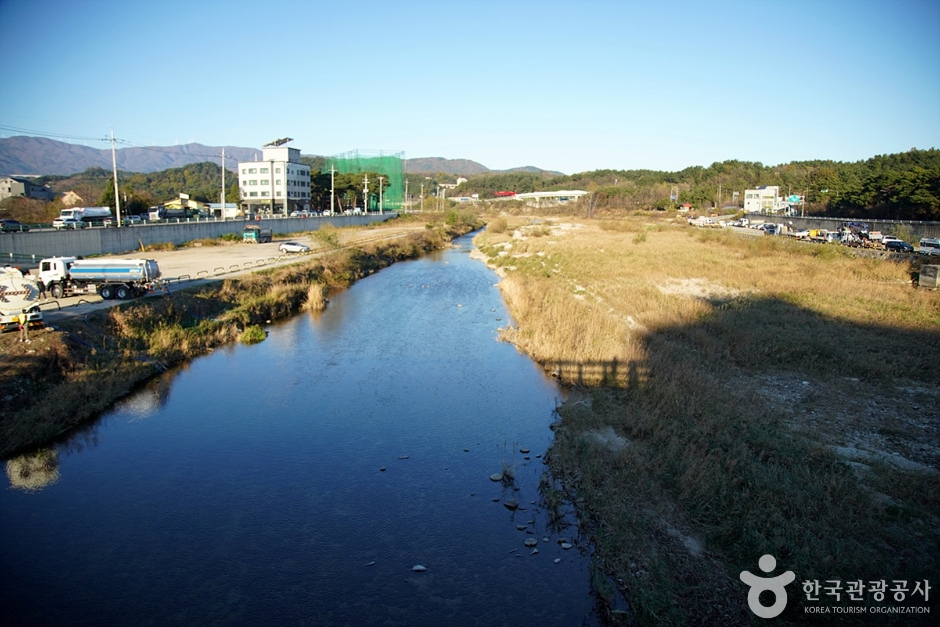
0 216 481 459
474 214 940 626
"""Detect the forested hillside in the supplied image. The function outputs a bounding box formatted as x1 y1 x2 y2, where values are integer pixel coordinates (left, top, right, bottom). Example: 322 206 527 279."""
456 149 940 220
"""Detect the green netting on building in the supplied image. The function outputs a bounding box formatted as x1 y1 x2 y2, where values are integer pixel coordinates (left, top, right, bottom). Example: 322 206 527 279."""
324 150 405 211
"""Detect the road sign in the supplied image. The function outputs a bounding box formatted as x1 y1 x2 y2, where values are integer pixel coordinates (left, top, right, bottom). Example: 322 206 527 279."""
788 195 800 203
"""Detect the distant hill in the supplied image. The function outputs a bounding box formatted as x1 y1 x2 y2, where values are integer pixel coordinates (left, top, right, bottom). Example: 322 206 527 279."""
0 136 562 177
403 157 489 176
0 136 260 176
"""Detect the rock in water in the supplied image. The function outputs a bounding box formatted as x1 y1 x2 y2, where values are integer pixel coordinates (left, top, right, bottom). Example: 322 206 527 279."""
489 473 503 482
412 565 427 572
524 538 538 547
503 499 519 511
561 542 573 550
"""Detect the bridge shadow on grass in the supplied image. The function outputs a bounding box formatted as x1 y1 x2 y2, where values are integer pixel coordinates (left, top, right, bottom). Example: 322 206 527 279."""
545 295 940 625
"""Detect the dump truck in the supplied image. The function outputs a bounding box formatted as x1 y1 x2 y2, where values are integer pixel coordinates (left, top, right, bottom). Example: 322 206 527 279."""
243 224 272 243
0 266 43 331
39 257 162 300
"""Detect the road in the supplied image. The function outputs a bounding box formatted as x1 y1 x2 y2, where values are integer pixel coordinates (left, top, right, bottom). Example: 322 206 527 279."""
38 223 427 323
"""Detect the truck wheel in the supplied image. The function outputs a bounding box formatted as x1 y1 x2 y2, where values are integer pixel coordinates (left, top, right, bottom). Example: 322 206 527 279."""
99 285 114 300
116 286 130 300
51 283 64 299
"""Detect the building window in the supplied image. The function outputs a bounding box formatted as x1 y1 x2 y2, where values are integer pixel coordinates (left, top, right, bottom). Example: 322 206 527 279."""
249 192 257 197
261 180 268 185
276 168 281 174
249 180 257 185
249 168 257 174
261 191 269 197
276 180 281 186
260 167 269 174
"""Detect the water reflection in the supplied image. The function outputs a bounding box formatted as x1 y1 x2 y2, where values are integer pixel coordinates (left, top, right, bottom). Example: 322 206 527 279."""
5 447 59 491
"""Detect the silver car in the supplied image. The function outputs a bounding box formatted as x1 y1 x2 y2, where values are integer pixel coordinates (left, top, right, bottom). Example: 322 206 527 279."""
52 218 87 229
278 241 310 254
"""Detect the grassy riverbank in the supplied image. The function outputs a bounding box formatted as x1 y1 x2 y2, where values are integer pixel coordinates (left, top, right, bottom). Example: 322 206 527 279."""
475 215 940 625
0 216 481 459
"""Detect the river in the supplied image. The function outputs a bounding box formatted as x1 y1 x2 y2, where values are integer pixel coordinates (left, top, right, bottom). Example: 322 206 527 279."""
0 233 600 626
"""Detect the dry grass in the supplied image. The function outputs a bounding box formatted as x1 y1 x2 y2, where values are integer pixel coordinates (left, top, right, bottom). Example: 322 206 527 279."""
475 215 940 625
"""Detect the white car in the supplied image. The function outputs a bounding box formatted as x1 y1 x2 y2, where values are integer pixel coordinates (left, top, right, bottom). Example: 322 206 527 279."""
52 218 86 229
279 241 310 254
123 215 143 225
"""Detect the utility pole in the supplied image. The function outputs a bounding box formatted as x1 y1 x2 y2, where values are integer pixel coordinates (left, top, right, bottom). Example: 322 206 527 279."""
220 147 225 219
330 165 335 215
269 159 275 216
110 129 122 227
404 178 409 212
363 174 369 213
378 176 384 213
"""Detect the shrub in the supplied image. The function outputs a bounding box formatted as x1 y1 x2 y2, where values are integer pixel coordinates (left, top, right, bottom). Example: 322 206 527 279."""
487 217 508 234
239 325 267 344
313 224 340 248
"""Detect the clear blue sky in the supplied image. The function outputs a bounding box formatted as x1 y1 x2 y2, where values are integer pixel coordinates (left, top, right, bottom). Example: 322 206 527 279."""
1 0 937 174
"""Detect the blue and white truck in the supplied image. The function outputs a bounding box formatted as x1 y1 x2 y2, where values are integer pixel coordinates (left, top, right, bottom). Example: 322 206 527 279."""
39 257 162 300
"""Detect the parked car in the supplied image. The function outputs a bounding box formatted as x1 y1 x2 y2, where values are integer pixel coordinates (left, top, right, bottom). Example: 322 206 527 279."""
0 219 29 232
278 241 310 254
884 240 914 253
52 217 87 229
123 215 142 226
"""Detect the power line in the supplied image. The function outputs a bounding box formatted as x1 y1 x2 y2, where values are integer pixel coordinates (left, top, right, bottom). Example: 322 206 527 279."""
0 124 107 143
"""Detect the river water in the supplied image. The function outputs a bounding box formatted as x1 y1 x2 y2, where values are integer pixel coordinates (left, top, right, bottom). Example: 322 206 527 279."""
1 234 599 626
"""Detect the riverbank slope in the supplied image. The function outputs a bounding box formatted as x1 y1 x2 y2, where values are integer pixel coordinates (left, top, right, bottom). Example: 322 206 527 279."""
474 214 940 626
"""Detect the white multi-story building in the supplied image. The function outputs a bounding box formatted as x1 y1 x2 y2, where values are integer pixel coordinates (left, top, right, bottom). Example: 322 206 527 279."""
238 138 311 215
744 185 781 214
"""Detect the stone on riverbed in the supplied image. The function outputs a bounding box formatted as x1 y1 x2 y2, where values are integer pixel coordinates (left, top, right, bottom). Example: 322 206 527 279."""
503 499 519 511
412 565 427 572
489 473 503 482
524 538 538 547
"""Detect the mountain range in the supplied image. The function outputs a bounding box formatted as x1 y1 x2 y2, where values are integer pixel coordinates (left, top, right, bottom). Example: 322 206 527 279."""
0 136 562 178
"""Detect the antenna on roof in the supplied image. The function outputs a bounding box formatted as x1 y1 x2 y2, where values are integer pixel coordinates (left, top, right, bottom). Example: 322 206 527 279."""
263 137 293 147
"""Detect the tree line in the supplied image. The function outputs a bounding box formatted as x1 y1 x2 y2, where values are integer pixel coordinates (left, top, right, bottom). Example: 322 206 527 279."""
453 149 940 220
5 149 937 222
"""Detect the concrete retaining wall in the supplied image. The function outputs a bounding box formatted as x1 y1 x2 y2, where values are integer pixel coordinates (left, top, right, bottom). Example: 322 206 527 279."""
1 213 397 264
